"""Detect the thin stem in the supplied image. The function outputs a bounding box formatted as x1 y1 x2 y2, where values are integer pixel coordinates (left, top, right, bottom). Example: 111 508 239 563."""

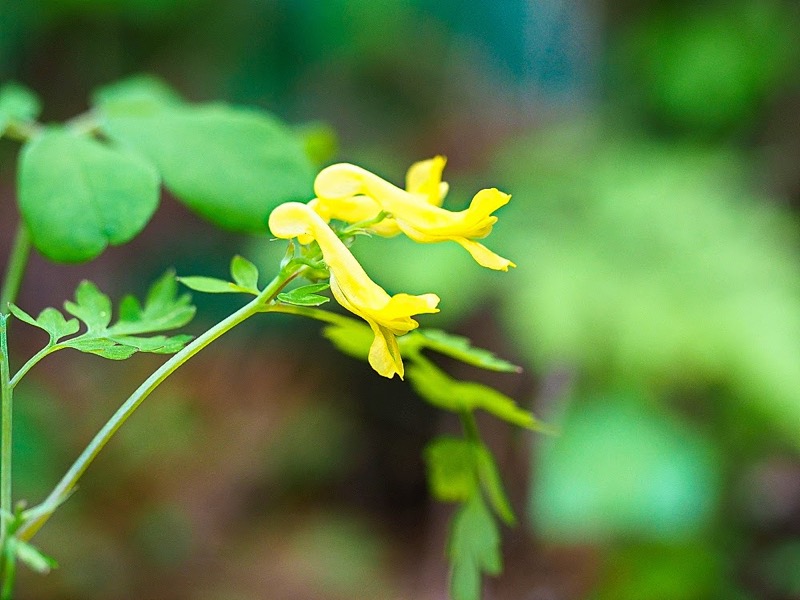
263 302 354 326
0 316 12 545
17 267 301 541
9 346 59 390
0 542 14 600
0 225 31 313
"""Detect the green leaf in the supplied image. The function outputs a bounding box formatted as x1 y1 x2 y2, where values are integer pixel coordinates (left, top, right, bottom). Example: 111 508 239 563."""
177 276 241 294
448 493 502 600
0 82 40 134
15 540 58 574
278 283 331 307
410 329 520 373
230 255 260 292
322 321 373 360
97 103 314 232
475 446 516 526
64 280 113 331
18 128 160 262
424 437 478 503
7 304 38 329
109 271 194 335
61 275 195 359
9 304 79 343
406 359 547 431
92 75 183 116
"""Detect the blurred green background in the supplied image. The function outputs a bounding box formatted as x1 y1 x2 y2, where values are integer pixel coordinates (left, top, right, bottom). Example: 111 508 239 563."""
2 0 800 598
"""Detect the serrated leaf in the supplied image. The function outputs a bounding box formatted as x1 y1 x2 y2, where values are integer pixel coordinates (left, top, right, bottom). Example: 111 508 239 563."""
97 103 314 232
35 308 79 342
322 322 373 360
414 329 520 373
406 359 546 431
0 82 40 134
230 255 260 292
448 493 502 600
92 75 183 116
424 437 478 503
177 276 240 294
18 128 160 262
15 539 58 574
475 446 516 525
111 334 193 354
64 281 113 332
278 283 331 307
66 338 138 360
110 271 195 335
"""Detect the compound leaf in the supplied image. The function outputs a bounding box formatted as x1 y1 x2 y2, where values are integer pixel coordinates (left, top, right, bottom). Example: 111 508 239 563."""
278 283 330 307
230 255 260 293
448 493 502 600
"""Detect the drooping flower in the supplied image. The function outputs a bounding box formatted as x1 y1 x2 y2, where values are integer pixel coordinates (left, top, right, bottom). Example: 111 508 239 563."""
269 202 440 379
312 159 515 271
309 156 448 237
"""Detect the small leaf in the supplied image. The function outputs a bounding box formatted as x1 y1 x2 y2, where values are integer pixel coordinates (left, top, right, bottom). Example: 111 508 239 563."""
322 322 373 360
475 446 516 525
0 83 41 134
64 281 113 332
66 338 138 360
230 255 260 292
15 540 58 574
177 276 239 294
424 437 478 503
278 283 331 307
406 359 548 431
7 304 38 329
18 128 160 262
448 493 502 600
35 308 79 342
110 271 195 335
414 329 520 373
97 103 314 232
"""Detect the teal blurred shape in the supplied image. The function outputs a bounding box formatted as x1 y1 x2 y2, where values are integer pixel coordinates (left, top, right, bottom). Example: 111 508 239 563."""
530 391 719 542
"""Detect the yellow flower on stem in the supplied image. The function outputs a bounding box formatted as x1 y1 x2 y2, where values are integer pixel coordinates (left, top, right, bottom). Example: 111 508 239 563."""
269 202 440 379
313 159 515 271
309 156 448 237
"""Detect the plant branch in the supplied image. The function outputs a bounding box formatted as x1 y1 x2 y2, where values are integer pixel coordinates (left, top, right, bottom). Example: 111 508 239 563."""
0 316 12 547
0 225 31 314
17 265 302 542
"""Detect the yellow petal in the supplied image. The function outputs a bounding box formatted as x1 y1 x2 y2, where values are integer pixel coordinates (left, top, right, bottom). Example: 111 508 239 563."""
454 238 516 271
405 156 448 205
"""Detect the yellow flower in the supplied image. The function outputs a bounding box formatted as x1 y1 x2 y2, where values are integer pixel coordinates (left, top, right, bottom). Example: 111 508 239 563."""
313 159 515 271
309 156 448 237
269 202 440 379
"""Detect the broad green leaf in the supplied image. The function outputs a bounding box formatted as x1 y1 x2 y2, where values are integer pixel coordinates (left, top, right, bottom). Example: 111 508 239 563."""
230 255 260 292
475 446 515 525
177 276 240 294
277 283 331 307
18 128 160 262
15 540 58 574
110 334 193 354
322 321 373 360
97 103 314 232
448 493 502 600
92 75 183 116
413 330 520 373
424 437 477 503
0 82 40 134
406 359 546 431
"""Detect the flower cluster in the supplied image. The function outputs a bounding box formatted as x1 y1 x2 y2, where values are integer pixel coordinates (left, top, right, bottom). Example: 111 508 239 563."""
268 158 514 379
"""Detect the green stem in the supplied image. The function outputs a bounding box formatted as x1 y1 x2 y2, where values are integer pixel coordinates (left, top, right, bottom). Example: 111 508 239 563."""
459 410 481 443
0 317 12 545
263 302 354 326
0 542 14 600
17 266 301 542
9 346 59 390
0 225 31 313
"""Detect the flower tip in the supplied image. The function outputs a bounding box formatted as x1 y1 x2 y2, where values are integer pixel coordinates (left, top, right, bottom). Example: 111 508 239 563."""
314 163 364 199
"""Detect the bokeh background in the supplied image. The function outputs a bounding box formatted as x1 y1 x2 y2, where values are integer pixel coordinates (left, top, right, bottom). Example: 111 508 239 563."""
2 0 800 598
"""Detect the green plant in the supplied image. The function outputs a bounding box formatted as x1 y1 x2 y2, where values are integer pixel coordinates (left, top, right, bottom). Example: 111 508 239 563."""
0 76 545 599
